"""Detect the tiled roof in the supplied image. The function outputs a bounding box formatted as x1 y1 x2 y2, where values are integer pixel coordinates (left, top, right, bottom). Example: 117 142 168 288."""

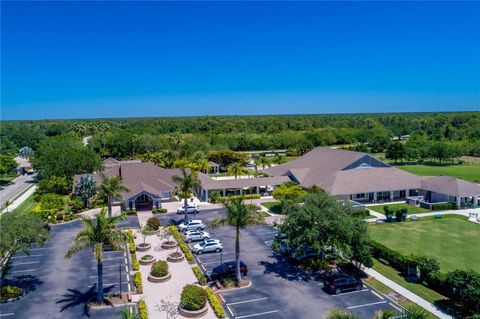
197 173 290 190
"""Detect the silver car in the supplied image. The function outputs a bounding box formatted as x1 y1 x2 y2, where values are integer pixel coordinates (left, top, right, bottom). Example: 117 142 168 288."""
178 220 205 232
184 230 210 242
193 240 223 254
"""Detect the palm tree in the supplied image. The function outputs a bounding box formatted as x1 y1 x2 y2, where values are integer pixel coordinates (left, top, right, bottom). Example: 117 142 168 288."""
97 175 129 217
253 158 261 174
272 155 286 165
117 306 140 319
65 210 126 302
197 158 211 174
258 156 270 170
172 168 201 222
227 162 246 179
374 310 396 319
211 197 263 285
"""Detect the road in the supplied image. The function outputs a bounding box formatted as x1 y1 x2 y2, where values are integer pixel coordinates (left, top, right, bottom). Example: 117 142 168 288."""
0 174 36 208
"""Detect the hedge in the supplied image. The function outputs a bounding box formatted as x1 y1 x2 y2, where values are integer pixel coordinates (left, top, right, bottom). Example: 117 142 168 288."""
153 208 168 214
369 240 416 273
217 194 261 203
205 287 225 318
138 300 148 319
132 253 140 271
431 202 456 211
192 266 206 285
133 272 143 294
351 210 370 218
146 217 160 231
170 225 195 264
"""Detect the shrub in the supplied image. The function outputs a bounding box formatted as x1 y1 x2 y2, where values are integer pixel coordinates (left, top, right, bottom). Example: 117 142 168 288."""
209 190 221 204
218 194 261 203
141 254 153 261
180 284 207 311
69 197 84 212
138 300 148 319
152 208 167 214
133 272 143 293
222 277 235 288
0 285 23 301
132 253 140 271
416 255 440 282
126 209 137 215
431 202 456 211
36 193 66 211
151 260 169 277
192 266 206 285
56 212 64 221
146 217 160 230
369 240 415 273
443 269 480 316
351 210 370 218
205 287 225 318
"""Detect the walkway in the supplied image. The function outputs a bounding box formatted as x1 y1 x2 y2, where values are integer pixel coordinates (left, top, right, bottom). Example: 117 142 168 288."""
0 174 36 207
363 267 453 319
132 226 216 318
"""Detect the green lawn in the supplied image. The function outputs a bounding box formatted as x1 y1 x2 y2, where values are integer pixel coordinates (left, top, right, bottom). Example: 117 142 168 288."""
372 259 447 305
261 201 282 214
368 203 430 215
369 215 480 272
397 163 480 183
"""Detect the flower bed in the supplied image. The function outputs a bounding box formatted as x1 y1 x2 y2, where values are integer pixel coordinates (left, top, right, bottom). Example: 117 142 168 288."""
133 272 143 294
139 254 155 266
206 287 225 318
170 225 195 264
167 251 185 263
178 284 208 318
0 285 24 303
148 260 171 283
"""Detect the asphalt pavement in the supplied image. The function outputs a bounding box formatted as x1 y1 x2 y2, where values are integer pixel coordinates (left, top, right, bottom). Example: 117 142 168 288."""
0 215 139 319
0 174 36 208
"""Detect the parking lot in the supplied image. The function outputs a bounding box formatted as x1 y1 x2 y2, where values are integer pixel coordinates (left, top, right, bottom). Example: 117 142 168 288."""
160 208 404 319
1 215 138 319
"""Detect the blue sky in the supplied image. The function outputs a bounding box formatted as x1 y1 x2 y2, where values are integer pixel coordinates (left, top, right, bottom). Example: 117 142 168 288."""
1 1 479 120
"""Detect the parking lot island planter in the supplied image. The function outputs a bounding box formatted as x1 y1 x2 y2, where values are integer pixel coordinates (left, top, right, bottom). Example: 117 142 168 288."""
161 240 177 250
0 286 25 303
139 254 156 266
143 229 160 236
136 242 151 252
178 304 209 318
148 271 172 283
167 251 185 263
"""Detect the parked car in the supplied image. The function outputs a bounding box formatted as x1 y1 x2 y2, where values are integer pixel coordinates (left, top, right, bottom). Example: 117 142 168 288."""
177 203 200 214
193 240 223 254
178 220 205 232
323 275 363 294
184 230 210 242
210 261 248 280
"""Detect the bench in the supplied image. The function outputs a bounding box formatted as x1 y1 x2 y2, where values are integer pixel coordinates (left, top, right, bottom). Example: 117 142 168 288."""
214 280 222 290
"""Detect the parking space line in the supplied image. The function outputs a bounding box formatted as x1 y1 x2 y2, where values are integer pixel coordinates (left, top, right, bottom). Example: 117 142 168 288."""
236 310 279 319
10 254 43 259
370 290 384 300
201 260 234 266
226 297 268 306
91 264 124 269
92 257 124 262
255 231 277 236
30 247 49 251
0 313 15 317
88 281 129 287
331 289 369 297
11 261 40 266
347 301 387 310
11 269 36 273
90 273 125 278
218 293 225 303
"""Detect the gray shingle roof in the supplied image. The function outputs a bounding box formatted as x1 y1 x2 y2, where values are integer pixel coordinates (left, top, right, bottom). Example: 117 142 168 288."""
265 147 422 195
421 176 480 197
197 173 290 190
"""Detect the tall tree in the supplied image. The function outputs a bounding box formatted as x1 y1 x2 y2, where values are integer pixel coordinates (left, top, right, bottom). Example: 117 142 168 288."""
74 175 97 207
97 175 129 217
385 141 406 163
227 162 247 179
257 156 270 170
212 197 263 285
65 210 126 302
172 168 201 222
0 155 16 175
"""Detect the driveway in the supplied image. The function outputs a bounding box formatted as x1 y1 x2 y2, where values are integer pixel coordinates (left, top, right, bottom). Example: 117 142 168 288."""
0 174 36 207
157 209 403 319
1 215 139 319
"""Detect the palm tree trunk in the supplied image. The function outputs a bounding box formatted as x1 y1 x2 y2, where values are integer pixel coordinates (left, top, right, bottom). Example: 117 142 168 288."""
235 225 241 286
108 196 112 217
184 197 188 222
97 261 104 301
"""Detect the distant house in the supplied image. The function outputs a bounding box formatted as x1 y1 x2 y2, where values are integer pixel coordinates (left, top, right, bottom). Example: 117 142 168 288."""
208 161 220 174
14 156 33 175
420 176 480 209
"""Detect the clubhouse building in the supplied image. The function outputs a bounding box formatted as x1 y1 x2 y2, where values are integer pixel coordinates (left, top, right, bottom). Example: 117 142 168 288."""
75 147 480 210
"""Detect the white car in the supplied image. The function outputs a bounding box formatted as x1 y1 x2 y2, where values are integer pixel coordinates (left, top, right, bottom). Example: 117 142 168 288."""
177 204 200 214
184 230 210 242
178 220 205 232
193 240 223 254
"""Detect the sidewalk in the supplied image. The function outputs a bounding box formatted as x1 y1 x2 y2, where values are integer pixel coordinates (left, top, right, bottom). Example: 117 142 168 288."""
364 267 453 319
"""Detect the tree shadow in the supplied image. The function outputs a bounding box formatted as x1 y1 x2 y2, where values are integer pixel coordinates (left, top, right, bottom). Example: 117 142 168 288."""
56 284 115 317
1 275 43 293
258 253 326 283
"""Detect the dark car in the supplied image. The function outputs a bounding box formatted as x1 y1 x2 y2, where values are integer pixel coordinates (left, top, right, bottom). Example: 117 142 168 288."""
323 275 363 294
210 261 248 280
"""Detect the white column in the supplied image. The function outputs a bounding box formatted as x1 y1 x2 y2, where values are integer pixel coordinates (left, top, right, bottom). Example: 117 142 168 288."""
390 191 394 201
131 200 136 210
456 196 461 209
240 188 243 196
205 190 209 202
474 196 478 208
256 186 260 194
373 192 378 203
222 189 226 196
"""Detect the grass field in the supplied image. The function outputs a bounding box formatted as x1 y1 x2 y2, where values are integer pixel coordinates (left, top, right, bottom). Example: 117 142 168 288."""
261 201 282 214
369 215 480 272
368 203 430 215
397 163 480 183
